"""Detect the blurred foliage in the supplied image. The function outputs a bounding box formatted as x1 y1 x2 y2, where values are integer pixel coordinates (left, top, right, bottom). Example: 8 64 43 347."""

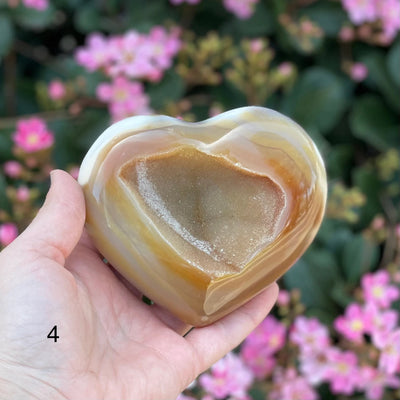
0 0 399 390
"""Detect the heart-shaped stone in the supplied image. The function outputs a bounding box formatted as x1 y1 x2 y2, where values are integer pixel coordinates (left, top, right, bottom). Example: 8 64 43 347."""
79 106 327 326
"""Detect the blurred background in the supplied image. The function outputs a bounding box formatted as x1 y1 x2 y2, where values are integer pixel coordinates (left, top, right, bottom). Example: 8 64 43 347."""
0 0 399 399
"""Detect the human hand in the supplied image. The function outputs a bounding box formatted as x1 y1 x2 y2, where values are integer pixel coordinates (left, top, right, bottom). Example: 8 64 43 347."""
0 170 278 400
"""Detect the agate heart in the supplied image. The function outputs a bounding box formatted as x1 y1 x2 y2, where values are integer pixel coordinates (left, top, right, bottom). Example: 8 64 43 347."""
78 106 327 326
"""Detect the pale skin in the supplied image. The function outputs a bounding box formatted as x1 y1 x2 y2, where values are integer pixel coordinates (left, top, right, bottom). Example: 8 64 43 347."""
0 170 279 400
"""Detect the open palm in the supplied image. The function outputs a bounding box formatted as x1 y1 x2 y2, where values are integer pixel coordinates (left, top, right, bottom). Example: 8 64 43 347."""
0 170 278 400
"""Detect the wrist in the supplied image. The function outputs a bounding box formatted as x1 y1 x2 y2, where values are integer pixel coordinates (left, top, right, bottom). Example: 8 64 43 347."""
0 363 68 400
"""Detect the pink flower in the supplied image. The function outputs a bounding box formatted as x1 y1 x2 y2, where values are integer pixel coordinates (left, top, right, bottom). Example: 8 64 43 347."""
325 348 360 395
13 117 54 153
16 186 30 202
243 315 286 354
339 25 355 41
96 77 152 122
3 161 22 178
241 345 276 379
48 80 66 100
176 394 197 400
290 316 330 354
249 39 264 53
147 26 182 71
371 215 385 230
341 0 377 24
350 62 368 81
359 366 400 400
75 33 112 72
277 289 290 306
170 0 201 5
76 28 181 82
376 329 400 374
341 0 400 43
22 0 48 11
362 270 400 308
364 302 398 345
240 316 286 379
277 62 295 77
223 0 259 19
0 223 18 246
199 352 253 399
376 0 400 41
270 368 318 400
334 303 368 343
299 350 331 385
107 31 156 79
209 105 223 117
68 166 80 180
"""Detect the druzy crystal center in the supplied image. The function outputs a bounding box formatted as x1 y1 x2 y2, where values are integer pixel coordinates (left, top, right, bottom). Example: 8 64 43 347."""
119 147 287 277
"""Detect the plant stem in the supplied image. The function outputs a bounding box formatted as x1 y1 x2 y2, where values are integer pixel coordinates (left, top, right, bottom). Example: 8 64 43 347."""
4 49 17 116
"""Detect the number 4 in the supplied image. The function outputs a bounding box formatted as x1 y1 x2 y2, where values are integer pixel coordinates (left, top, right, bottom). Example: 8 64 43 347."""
47 325 59 342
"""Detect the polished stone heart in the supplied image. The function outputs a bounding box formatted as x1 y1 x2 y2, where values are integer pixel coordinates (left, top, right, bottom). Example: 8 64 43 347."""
78 106 327 326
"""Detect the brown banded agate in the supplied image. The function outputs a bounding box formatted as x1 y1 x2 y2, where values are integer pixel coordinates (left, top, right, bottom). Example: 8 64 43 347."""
78 106 327 326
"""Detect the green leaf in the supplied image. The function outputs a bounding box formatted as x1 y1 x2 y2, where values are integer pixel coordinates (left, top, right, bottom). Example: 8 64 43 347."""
12 4 56 30
331 281 357 308
74 110 110 152
341 234 379 284
284 248 341 313
301 1 347 37
74 3 101 33
0 172 10 213
387 39 400 87
249 387 266 400
0 130 13 160
318 383 341 400
281 67 348 135
350 95 400 151
0 13 14 57
352 166 383 226
222 2 275 37
126 0 170 32
361 50 399 110
316 219 353 254
326 144 354 179
147 70 185 111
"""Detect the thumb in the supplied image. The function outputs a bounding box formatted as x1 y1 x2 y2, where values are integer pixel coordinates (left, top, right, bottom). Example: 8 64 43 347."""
12 169 86 265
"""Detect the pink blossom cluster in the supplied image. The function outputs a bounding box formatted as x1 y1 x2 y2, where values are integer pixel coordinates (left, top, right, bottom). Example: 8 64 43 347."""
12 0 49 11
76 27 181 81
286 270 400 399
0 223 18 247
289 270 399 399
96 77 152 122
199 352 253 399
223 0 259 19
75 27 181 121
240 315 286 379
180 269 400 400
342 0 400 42
12 117 54 153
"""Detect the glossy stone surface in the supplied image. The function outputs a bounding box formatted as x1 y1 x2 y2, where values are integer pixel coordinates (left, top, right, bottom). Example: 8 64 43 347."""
78 106 327 326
